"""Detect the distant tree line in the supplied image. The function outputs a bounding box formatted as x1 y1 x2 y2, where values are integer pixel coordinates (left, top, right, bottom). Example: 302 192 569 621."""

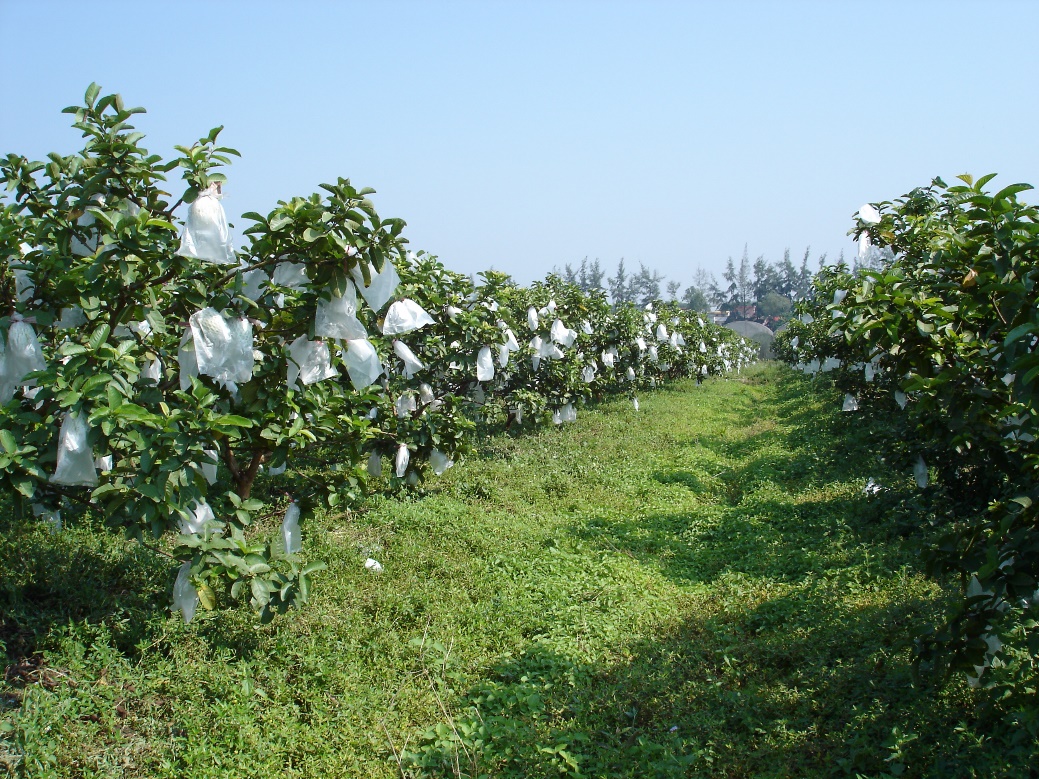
555 247 833 329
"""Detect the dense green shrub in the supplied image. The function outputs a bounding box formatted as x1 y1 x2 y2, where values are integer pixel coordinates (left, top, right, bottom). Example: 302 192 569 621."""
0 85 755 623
776 175 1039 711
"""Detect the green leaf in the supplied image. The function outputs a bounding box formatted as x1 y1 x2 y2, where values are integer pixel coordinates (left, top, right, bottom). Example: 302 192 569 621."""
85 83 101 108
0 430 16 454
1004 323 1035 347
214 415 254 428
88 323 111 351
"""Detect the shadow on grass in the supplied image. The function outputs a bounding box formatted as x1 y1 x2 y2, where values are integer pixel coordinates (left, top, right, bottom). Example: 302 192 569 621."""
0 515 267 668
403 585 1000 778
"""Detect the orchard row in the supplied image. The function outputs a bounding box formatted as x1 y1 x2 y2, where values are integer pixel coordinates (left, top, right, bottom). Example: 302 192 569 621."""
774 175 1039 701
0 86 756 621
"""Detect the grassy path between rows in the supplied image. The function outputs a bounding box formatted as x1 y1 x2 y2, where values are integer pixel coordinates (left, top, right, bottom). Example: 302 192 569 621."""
1 365 1013 777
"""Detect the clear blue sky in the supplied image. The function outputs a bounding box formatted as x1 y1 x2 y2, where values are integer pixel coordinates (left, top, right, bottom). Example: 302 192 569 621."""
3 0 1038 291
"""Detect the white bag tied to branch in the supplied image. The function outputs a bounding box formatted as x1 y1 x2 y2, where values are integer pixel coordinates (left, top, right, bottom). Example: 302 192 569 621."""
11 244 34 303
476 346 494 381
350 259 400 313
239 268 268 301
445 305 462 319
582 365 596 383
395 392 417 418
558 403 576 423
582 321 594 335
316 280 367 340
177 184 235 265
429 448 454 476
282 502 301 554
188 308 255 392
601 350 615 367
656 324 668 341
626 367 636 381
178 499 216 534
177 329 198 391
50 412 98 487
367 451 382 477
395 443 410 478
842 394 859 412
503 328 520 351
31 503 62 532
633 397 640 411
418 383 436 406
173 562 199 624
859 203 882 224
914 454 929 488
199 448 219 485
550 319 577 348
271 261 309 291
382 298 435 336
635 337 647 352
137 356 163 386
894 390 908 409
527 306 539 331
287 336 337 390
1 317 47 403
648 346 659 362
393 340 424 378
497 344 510 368
343 338 383 391
55 307 87 330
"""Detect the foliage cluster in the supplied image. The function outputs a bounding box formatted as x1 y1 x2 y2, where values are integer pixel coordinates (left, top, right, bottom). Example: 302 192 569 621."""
775 175 1039 718
0 86 756 622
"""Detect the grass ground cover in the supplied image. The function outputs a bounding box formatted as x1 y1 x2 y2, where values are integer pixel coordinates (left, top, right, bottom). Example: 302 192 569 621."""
0 365 1030 777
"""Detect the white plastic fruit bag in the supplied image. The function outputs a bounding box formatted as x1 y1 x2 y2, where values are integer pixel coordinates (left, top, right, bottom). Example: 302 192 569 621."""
395 443 410 478
350 259 400 312
5 317 47 394
50 412 98 487
141 358 163 385
177 184 235 265
271 261 309 290
367 451 383 477
582 321 593 335
315 280 367 340
382 299 435 336
842 394 859 412
239 268 268 301
178 499 216 534
559 403 576 423
626 367 636 381
656 324 668 341
282 502 301 554
55 307 87 330
527 307 539 331
504 328 520 351
11 243 34 302
551 319 576 348
189 308 254 391
287 336 337 390
395 392 417 418
582 365 596 383
173 561 199 624
31 503 62 533
393 340 424 378
859 203 882 224
914 455 929 488
429 449 454 476
343 339 383 391
476 346 494 381
201 448 219 485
